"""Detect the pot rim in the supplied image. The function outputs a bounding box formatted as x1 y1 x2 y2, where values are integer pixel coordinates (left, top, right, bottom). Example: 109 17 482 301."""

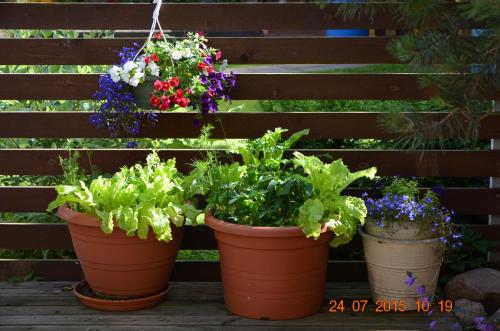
57 205 101 228
358 226 440 244
205 213 328 238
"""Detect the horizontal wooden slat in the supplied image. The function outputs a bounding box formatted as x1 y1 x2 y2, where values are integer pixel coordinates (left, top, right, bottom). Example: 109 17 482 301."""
0 73 436 100
0 149 499 177
1 223 498 251
0 224 216 251
0 3 398 30
0 259 368 282
1 112 500 139
0 187 498 214
0 37 396 65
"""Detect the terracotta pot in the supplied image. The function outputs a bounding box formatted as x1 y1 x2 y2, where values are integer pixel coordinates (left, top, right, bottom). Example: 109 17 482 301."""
359 227 444 310
131 76 159 109
205 214 332 320
57 205 182 298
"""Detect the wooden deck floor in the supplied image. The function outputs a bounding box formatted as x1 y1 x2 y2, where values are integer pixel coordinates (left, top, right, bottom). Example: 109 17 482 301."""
0 282 459 331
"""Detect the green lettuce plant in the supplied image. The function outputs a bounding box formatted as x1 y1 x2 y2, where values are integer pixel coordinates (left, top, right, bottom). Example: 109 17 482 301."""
293 152 377 247
188 127 377 246
47 151 203 242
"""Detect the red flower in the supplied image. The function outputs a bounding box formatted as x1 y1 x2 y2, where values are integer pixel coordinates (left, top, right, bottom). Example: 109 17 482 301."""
169 77 180 87
175 89 185 98
150 54 159 63
207 65 214 74
150 95 161 107
154 80 163 91
215 50 222 61
162 81 170 91
159 95 170 111
197 62 206 71
154 31 163 40
145 56 151 64
178 98 189 108
197 31 205 37
159 103 169 111
186 88 193 95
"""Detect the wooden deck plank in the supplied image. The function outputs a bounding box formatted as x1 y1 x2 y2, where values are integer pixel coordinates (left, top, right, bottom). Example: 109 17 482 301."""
0 282 458 330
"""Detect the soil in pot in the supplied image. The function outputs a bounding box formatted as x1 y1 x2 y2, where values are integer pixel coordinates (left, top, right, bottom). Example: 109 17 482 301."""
205 213 332 320
359 227 443 310
57 205 182 298
73 280 169 311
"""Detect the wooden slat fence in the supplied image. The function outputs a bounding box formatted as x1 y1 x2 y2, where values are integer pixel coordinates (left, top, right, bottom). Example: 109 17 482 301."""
0 2 498 282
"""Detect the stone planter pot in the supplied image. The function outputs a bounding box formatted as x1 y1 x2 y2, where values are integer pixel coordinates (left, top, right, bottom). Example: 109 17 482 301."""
360 223 444 310
205 213 332 320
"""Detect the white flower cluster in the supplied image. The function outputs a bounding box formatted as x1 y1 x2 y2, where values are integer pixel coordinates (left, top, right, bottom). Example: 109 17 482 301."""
170 47 194 61
108 57 160 87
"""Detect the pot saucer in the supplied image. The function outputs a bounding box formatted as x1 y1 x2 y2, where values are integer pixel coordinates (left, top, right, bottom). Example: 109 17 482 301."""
73 280 169 311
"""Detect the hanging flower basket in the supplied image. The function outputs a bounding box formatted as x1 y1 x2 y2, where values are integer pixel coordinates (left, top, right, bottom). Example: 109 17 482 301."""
91 0 236 142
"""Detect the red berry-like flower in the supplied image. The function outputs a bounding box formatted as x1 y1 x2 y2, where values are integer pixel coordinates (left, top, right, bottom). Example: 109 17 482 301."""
154 31 163 40
169 77 180 87
197 62 206 71
145 56 151 64
154 80 163 91
178 98 189 108
150 95 161 107
186 88 193 95
159 103 169 111
150 54 159 63
207 65 215 74
175 89 185 98
162 81 170 91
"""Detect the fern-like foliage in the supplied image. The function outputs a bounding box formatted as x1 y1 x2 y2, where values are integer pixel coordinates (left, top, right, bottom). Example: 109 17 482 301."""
337 0 500 149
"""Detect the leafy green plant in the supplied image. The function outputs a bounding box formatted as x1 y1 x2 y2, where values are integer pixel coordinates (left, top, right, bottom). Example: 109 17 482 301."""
187 128 376 246
293 152 376 247
47 150 203 242
446 227 499 274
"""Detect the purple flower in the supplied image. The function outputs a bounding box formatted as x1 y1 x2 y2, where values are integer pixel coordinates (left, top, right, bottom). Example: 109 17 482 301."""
474 317 495 331
416 285 426 297
452 322 461 330
429 320 437 330
126 141 138 148
405 272 416 287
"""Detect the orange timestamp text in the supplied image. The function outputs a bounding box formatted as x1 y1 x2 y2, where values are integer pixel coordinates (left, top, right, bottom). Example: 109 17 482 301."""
329 299 453 313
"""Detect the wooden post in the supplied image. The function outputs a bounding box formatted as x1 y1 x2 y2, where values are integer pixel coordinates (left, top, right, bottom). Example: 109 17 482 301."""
489 100 500 263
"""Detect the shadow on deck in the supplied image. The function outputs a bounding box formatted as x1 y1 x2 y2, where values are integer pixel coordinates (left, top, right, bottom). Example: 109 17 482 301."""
0 282 458 331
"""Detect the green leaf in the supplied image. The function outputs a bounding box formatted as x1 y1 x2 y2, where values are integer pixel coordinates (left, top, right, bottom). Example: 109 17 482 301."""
298 199 324 239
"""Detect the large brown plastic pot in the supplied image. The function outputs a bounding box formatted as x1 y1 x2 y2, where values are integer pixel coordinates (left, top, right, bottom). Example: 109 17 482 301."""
57 205 182 298
205 213 332 320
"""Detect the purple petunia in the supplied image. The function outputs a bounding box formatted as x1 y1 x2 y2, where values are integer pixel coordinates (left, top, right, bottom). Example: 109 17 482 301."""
416 285 426 297
405 272 416 287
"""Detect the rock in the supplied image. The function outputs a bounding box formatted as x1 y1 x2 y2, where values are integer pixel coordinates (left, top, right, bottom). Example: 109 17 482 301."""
482 292 500 316
445 268 500 302
453 299 487 326
490 308 500 325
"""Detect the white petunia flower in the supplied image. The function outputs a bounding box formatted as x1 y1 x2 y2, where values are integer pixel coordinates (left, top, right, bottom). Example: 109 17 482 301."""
183 49 193 58
120 70 131 83
129 71 144 87
109 66 121 83
148 62 160 77
137 56 147 70
122 60 136 73
220 59 228 72
171 50 183 60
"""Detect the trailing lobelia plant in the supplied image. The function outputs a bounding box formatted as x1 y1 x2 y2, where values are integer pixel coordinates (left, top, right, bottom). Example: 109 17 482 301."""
187 127 376 246
47 150 204 242
362 178 461 246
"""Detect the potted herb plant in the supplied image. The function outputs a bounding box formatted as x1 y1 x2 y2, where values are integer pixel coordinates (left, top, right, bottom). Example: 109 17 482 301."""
47 151 203 311
187 128 376 320
360 178 457 310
